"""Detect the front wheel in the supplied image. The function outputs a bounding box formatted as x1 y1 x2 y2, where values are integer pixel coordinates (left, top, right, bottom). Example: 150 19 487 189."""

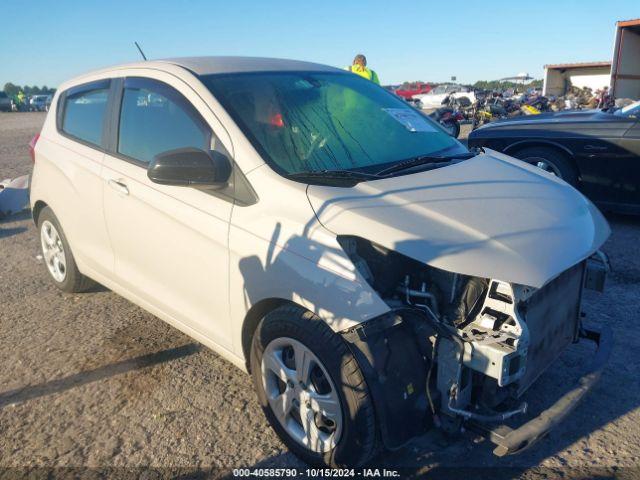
514 146 578 186
250 305 377 467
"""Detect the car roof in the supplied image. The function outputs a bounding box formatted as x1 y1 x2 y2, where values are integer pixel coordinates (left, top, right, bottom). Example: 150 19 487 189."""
60 56 348 92
157 56 345 76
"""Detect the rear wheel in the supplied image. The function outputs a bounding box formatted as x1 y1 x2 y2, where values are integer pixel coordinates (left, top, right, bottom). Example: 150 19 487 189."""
38 207 96 292
513 146 578 186
250 305 377 467
440 120 460 138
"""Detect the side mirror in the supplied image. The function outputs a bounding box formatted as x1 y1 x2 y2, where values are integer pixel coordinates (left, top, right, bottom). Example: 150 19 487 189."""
147 147 231 187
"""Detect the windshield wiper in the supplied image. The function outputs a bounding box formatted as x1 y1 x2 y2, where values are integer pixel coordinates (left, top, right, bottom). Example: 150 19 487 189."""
287 169 381 184
375 152 474 177
286 153 475 185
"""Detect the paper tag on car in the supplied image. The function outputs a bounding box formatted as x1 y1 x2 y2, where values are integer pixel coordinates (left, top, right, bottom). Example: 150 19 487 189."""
382 108 438 132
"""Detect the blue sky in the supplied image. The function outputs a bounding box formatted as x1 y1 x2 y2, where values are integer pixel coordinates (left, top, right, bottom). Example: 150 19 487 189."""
1 0 638 88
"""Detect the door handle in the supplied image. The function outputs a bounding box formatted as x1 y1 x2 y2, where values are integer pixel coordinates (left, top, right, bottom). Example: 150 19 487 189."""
585 145 607 151
108 179 129 195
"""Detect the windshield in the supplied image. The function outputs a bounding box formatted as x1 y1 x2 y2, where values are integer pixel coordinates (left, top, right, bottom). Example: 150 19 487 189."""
615 100 640 117
202 72 465 177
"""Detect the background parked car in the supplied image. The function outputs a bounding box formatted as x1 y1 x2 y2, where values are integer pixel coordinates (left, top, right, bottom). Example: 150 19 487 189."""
0 92 11 112
414 84 476 109
394 82 432 100
29 95 50 111
468 100 640 214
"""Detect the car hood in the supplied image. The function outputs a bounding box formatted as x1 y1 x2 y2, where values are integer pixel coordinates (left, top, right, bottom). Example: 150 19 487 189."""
306 150 610 288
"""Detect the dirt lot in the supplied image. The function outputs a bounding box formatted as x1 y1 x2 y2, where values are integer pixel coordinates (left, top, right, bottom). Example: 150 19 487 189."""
1 112 639 478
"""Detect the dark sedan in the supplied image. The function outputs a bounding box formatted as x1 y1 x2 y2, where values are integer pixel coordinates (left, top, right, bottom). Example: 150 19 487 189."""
468 101 640 214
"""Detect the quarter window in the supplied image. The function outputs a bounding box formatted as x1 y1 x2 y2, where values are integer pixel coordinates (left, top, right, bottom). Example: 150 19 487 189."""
62 81 110 146
118 78 210 164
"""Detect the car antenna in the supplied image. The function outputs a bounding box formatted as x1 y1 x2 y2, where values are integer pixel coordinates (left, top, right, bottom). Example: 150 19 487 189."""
134 41 148 61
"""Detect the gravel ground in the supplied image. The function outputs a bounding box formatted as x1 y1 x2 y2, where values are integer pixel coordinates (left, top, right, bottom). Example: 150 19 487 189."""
1 112 639 479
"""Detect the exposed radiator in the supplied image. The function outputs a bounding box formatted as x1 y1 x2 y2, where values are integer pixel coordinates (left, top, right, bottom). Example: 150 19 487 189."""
517 261 584 396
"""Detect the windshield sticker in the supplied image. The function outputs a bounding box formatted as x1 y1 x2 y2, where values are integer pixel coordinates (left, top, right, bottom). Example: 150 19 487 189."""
382 108 438 133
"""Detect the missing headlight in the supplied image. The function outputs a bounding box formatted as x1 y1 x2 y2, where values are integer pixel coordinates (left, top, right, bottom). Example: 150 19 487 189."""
337 235 488 326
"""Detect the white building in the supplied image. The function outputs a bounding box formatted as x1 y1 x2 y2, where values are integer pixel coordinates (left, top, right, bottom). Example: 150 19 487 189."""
543 18 640 100
543 62 611 97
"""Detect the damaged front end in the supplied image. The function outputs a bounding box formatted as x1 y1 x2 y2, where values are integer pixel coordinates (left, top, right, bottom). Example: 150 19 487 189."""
338 235 612 454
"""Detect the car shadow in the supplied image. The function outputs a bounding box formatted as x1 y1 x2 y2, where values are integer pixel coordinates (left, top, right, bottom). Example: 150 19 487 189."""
0 209 31 238
0 343 200 410
0 225 27 239
83 282 111 293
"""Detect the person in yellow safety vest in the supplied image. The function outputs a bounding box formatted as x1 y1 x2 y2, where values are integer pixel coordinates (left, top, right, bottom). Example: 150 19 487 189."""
347 54 380 85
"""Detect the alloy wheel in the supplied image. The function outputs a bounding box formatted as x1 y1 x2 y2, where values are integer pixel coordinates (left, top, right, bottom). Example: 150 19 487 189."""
40 220 67 282
261 337 342 453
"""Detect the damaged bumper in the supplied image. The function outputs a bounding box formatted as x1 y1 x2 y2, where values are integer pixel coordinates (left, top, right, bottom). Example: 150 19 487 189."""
470 324 613 456
338 238 612 457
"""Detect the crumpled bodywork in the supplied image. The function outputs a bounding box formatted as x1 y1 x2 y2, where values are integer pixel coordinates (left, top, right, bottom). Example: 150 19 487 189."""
307 150 610 288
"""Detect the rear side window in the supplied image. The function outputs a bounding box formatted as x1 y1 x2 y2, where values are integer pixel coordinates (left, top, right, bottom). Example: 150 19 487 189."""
61 80 110 147
117 78 209 164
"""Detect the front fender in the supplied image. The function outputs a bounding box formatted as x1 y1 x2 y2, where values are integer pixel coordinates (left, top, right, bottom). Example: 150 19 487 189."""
502 139 576 158
230 226 389 330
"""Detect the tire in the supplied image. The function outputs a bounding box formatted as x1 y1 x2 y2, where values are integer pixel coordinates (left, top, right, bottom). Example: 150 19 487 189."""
37 206 96 293
513 146 579 186
250 305 377 467
440 120 460 138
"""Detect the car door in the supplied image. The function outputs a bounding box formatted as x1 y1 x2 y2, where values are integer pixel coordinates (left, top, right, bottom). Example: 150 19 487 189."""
620 118 640 208
574 115 639 209
101 75 234 349
45 79 114 278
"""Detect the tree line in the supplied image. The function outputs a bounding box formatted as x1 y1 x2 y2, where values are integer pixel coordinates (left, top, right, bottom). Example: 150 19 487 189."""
398 79 543 90
3 82 56 96
472 79 543 90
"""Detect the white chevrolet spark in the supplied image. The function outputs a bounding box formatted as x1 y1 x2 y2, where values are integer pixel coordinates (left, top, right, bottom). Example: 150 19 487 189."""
30 57 612 467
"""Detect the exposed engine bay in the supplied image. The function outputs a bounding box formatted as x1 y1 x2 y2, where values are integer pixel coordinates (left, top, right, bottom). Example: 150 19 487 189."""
338 235 609 454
